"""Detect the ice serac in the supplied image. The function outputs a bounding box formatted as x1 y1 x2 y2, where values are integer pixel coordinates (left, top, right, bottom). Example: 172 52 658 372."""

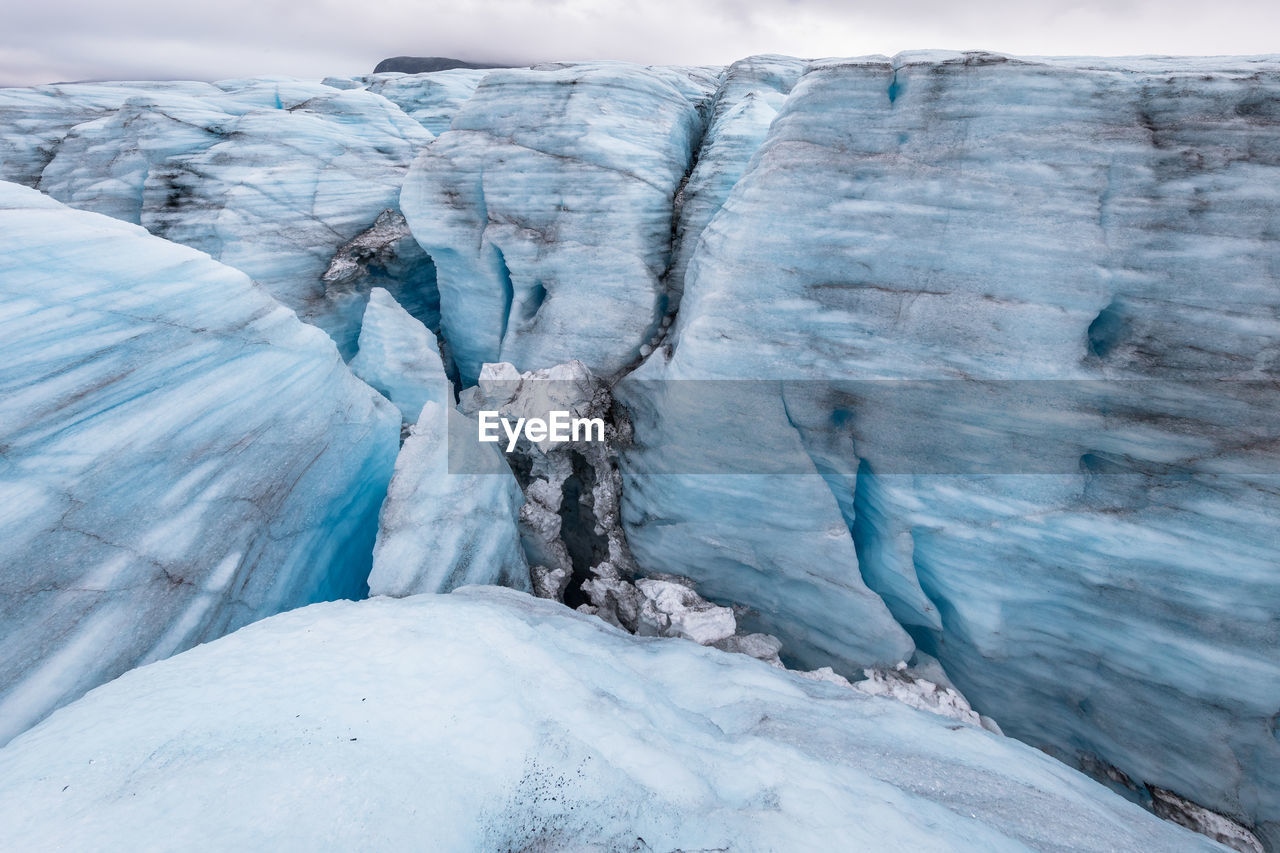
367 403 530 597
325 69 489 134
625 51 1280 848
0 588 1227 853
23 80 434 357
349 287 449 423
0 182 400 745
400 62 719 384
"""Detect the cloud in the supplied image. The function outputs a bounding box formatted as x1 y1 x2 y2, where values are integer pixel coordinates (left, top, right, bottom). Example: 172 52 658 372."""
2 0 1277 86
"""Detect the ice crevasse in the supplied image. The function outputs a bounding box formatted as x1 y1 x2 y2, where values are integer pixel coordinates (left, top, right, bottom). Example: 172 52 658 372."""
0 50 1275 853
395 52 1280 849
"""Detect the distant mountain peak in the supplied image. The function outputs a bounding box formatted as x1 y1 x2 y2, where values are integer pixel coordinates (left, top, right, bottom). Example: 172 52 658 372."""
373 56 510 74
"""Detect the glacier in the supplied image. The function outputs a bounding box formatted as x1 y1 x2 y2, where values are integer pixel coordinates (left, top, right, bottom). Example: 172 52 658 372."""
0 182 400 745
0 587 1228 853
618 50 1280 849
325 68 489 135
0 78 446 358
0 49 1276 851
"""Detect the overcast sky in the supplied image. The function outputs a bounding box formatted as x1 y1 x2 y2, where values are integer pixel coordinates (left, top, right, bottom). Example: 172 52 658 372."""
2 0 1278 86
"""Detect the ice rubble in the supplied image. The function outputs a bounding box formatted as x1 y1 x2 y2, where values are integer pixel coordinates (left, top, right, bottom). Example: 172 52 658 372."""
458 360 629 603
0 182 400 745
619 50 1280 847
0 588 1229 853
399 62 720 383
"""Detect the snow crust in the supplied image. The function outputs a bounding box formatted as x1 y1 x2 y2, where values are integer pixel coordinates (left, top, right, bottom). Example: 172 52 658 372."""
0 588 1228 853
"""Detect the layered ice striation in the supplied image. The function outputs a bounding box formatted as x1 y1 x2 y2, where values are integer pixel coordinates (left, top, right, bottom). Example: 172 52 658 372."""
0 587 1228 853
0 78 441 357
400 62 719 383
0 81 221 187
0 182 400 745
621 51 1280 848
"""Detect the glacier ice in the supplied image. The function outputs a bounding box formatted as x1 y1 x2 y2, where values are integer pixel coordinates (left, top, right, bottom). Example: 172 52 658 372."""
619 50 1280 847
367 403 530 597
0 79 436 357
400 62 719 383
326 69 489 135
665 55 807 306
357 289 530 597
0 80 222 187
0 182 401 745
0 51 1277 851
349 287 449 423
0 587 1228 853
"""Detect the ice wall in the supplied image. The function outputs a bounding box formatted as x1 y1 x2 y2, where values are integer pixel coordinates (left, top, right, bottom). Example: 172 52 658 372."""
622 51 1280 847
0 182 400 745
400 62 719 383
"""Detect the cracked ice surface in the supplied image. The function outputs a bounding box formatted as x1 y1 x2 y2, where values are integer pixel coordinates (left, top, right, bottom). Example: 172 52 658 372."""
0 588 1228 853
0 182 401 745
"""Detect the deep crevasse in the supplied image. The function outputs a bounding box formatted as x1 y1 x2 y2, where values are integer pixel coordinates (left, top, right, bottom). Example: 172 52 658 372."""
0 51 1277 852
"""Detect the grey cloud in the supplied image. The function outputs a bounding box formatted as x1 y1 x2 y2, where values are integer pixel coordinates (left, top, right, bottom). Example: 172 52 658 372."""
1 0 1277 86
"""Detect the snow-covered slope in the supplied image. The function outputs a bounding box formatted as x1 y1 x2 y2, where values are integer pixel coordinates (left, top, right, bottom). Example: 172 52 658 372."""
0 588 1228 853
0 182 400 745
